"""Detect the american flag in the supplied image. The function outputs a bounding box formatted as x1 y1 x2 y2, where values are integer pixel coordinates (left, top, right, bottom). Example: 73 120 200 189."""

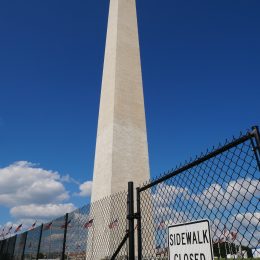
44 222 53 230
61 219 72 229
219 237 225 243
213 238 218 244
29 221 37 230
8 226 13 232
14 224 23 233
223 225 229 237
109 219 118 229
157 220 165 230
0 228 4 237
84 219 94 228
126 224 138 233
230 231 237 241
5 226 13 235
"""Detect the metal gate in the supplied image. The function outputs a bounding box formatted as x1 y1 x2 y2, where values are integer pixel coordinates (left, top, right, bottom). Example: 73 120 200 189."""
133 126 260 259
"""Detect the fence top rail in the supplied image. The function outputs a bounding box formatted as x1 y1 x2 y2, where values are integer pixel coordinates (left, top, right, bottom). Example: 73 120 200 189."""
138 126 260 193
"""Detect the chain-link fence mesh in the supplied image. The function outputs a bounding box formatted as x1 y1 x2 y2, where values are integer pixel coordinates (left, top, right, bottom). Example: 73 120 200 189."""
0 128 259 259
138 130 260 259
24 225 42 260
0 240 3 256
65 204 90 259
0 190 128 260
0 235 17 260
39 215 66 259
1 237 8 259
9 235 17 259
13 232 27 260
65 190 128 259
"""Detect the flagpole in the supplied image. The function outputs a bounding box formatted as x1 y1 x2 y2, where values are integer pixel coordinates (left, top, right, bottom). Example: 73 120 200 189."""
77 212 80 258
217 241 221 259
2 227 5 240
231 231 238 258
227 237 231 256
48 224 52 259
126 220 129 259
229 238 233 257
222 226 228 259
91 218 95 260
233 239 237 257
224 241 228 259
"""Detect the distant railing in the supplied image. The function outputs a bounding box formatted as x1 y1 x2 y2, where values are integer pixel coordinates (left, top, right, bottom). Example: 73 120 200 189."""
0 191 128 260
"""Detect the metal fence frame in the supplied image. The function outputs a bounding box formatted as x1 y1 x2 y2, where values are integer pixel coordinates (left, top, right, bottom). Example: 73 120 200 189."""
0 126 259 260
135 126 260 259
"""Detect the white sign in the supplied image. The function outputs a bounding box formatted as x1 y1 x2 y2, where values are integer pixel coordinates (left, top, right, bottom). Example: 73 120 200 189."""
168 219 213 260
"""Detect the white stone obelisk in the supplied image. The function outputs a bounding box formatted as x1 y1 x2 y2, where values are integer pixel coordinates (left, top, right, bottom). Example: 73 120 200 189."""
86 0 153 258
91 0 150 202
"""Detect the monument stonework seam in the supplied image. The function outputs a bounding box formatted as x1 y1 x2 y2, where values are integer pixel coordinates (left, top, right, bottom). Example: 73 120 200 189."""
91 0 150 202
86 0 155 258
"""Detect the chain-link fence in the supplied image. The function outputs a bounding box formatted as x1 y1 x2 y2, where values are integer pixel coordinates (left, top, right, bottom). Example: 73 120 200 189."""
13 232 27 260
0 191 127 260
137 127 260 259
24 225 42 260
65 191 128 259
0 126 259 260
0 235 17 259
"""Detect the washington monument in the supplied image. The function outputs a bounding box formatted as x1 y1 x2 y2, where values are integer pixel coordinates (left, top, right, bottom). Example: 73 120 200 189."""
91 0 150 202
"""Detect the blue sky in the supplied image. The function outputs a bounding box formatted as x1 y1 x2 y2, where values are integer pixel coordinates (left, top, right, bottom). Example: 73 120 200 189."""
0 0 259 231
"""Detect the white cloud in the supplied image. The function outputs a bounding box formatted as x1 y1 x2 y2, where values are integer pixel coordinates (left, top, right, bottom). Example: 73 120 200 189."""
76 181 92 197
192 183 225 210
232 212 260 228
225 178 260 205
228 212 260 248
192 177 260 210
155 206 190 224
0 161 69 207
152 183 188 207
0 161 77 228
60 174 80 185
148 177 259 247
183 178 259 247
10 203 76 219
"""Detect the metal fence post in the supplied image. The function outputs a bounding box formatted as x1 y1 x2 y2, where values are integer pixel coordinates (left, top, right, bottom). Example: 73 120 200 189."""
128 182 135 260
21 232 28 260
36 224 43 260
1 239 7 257
0 240 2 256
136 187 142 260
5 238 10 258
111 233 129 260
252 126 260 151
252 126 260 170
61 213 68 260
11 235 17 259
